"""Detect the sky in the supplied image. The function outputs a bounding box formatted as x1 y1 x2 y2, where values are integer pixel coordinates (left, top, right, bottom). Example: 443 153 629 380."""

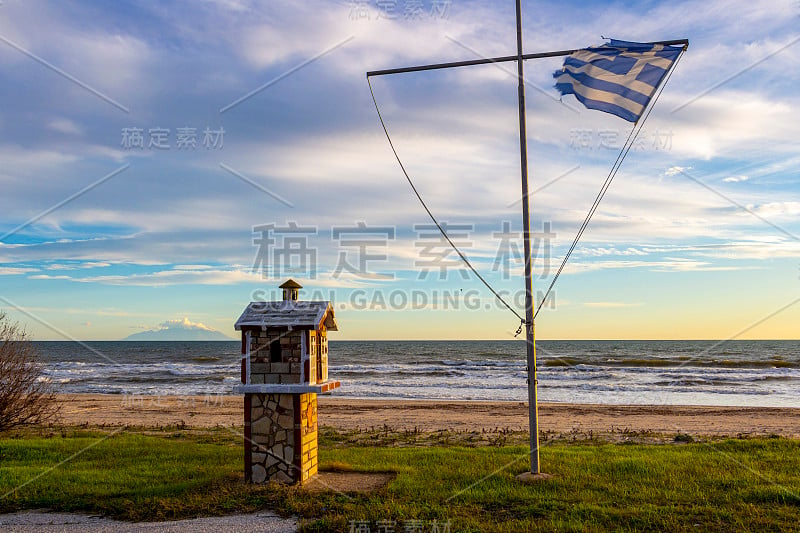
0 0 798 341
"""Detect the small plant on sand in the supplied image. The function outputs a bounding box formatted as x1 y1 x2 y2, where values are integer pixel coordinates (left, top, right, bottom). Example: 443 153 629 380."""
0 312 58 432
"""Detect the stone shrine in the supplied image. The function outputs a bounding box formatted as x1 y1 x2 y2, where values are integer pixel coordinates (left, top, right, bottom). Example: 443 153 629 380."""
233 279 339 484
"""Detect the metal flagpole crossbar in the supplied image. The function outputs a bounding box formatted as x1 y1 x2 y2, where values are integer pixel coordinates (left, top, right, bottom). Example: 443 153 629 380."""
366 37 689 77
367 0 688 476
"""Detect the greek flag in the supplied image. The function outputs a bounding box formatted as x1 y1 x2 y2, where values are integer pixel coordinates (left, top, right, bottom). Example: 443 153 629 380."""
554 39 682 122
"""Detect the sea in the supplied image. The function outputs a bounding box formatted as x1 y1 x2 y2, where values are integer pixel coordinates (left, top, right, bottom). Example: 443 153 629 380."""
34 340 800 407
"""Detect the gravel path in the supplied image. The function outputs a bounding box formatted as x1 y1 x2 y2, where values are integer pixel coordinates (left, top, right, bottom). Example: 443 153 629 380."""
0 510 298 533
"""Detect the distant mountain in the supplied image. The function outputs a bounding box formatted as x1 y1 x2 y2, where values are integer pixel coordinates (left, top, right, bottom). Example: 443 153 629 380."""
123 317 234 341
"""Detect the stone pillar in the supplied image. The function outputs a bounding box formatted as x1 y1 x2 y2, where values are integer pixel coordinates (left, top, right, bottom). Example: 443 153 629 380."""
246 392 317 484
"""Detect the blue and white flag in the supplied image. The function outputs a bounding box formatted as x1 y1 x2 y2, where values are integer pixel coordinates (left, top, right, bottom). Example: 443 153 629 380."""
553 39 682 122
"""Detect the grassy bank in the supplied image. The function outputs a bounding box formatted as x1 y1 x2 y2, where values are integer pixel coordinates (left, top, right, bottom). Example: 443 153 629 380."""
0 428 799 531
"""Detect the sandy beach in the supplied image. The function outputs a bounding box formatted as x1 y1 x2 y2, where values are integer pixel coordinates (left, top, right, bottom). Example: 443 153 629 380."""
53 394 800 438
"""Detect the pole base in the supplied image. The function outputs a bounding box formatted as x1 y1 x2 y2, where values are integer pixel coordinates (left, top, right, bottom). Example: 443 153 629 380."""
516 472 553 483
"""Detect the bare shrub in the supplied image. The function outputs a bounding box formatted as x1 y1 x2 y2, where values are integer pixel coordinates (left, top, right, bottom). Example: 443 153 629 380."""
0 312 59 431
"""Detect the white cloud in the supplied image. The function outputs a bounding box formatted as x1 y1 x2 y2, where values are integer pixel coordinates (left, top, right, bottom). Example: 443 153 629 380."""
31 267 262 286
745 201 800 218
666 92 797 160
158 317 215 332
237 5 350 68
0 266 39 275
28 274 71 280
664 166 691 177
230 0 510 84
563 258 758 274
124 316 232 339
47 118 83 135
171 264 214 271
0 4 153 105
46 261 111 270
0 146 80 182
579 247 650 257
723 175 749 183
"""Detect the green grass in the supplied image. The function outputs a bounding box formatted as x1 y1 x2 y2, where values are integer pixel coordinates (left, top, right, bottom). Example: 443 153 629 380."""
1 428 799 532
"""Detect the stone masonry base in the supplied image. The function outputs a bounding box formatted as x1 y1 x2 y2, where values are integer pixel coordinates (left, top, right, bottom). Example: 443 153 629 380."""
245 392 318 484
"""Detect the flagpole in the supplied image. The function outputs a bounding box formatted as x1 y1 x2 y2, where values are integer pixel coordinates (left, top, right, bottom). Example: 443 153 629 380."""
514 0 540 475
367 0 687 480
